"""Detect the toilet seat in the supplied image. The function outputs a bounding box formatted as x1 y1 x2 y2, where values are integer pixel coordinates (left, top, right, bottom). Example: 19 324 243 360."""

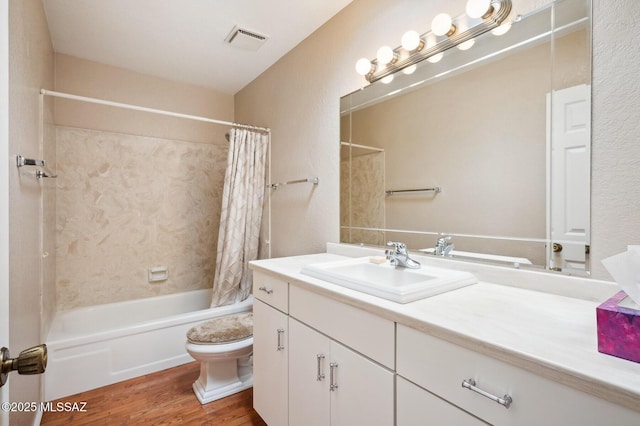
187 312 253 345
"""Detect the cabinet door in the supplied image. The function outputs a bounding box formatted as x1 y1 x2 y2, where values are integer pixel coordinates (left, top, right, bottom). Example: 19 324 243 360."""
253 299 288 426
289 319 331 426
329 341 394 426
397 376 487 426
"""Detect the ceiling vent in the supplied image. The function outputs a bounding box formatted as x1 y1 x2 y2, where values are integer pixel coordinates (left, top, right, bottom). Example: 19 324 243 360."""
224 26 268 51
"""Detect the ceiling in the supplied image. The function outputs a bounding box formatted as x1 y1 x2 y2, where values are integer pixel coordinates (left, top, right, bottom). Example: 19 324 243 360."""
42 0 353 95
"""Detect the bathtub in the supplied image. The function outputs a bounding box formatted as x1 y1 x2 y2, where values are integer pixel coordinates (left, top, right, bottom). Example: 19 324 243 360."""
44 289 253 401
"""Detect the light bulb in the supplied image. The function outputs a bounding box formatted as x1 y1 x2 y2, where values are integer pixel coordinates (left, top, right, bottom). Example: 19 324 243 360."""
381 75 394 84
431 13 455 37
466 0 493 19
402 64 417 75
458 39 475 50
376 46 396 65
355 58 373 75
491 22 512 36
401 30 421 51
428 52 443 63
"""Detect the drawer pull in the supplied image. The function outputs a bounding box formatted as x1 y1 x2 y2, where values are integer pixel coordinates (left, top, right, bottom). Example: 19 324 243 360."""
329 362 339 391
258 286 274 295
316 354 325 381
462 379 512 409
276 328 285 351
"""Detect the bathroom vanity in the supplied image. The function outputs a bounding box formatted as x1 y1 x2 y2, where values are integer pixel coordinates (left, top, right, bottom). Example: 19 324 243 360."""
250 244 640 426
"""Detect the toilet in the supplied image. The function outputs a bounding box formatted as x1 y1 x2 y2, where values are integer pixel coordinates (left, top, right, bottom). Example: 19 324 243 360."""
185 311 253 404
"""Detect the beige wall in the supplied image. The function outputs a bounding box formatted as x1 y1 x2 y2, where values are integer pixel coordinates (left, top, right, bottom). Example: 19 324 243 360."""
54 53 233 145
590 0 640 278
8 0 54 423
237 0 640 280
53 55 235 308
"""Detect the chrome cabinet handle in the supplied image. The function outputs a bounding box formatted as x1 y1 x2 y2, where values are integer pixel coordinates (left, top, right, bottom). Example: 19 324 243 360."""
276 328 285 351
258 286 273 294
462 379 512 409
329 362 338 391
316 354 325 381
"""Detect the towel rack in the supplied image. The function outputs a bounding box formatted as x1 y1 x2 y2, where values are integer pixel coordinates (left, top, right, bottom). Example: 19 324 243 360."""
16 155 58 179
268 177 319 190
386 187 441 196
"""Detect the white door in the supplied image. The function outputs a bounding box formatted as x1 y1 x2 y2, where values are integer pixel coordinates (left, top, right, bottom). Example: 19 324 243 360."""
1 0 11 423
289 319 330 426
548 84 591 272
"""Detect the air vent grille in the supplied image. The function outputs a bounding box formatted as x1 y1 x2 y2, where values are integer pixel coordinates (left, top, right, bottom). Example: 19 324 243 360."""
224 26 269 51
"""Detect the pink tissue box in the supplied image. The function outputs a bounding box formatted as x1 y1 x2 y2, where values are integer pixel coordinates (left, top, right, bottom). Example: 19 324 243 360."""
596 291 640 363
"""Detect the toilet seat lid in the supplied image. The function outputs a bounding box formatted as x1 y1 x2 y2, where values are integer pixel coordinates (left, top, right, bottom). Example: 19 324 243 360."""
187 312 253 344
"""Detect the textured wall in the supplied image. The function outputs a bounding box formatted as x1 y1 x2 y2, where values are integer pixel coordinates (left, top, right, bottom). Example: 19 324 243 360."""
590 0 640 278
236 0 640 280
8 0 54 423
55 127 228 309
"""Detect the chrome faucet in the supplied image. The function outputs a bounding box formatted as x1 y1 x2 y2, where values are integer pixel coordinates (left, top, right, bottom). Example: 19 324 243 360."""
434 235 454 256
385 241 421 269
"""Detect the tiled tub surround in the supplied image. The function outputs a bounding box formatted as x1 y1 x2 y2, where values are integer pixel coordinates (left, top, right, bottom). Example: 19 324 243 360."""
56 126 228 309
250 243 640 422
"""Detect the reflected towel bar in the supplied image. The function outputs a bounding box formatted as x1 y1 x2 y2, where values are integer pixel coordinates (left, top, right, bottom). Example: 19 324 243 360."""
386 187 441 195
269 177 319 190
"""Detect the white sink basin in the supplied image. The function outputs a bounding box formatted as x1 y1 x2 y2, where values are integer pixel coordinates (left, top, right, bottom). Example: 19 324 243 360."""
300 257 477 303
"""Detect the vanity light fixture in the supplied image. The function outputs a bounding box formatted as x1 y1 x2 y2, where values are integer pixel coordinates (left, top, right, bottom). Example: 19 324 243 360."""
355 0 512 83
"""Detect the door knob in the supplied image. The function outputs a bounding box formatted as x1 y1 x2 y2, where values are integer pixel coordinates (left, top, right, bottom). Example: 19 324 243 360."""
0 344 47 388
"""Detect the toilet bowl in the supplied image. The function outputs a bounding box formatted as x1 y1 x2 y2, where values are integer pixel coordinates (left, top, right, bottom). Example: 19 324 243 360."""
185 312 253 404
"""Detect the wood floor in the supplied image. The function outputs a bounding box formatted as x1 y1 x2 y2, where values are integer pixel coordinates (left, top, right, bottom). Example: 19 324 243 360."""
40 361 267 426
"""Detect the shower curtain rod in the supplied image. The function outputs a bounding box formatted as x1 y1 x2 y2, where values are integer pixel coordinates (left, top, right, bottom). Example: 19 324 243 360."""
40 89 270 133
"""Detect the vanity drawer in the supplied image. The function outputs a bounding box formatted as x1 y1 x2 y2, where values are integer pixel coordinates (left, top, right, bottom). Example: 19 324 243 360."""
397 324 640 426
289 284 394 369
397 376 486 426
253 271 288 313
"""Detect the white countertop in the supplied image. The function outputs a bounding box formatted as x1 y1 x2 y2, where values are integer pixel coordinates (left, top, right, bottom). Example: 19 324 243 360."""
249 245 640 413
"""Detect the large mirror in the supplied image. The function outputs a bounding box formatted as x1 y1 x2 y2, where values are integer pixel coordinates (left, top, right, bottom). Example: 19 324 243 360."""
340 0 591 274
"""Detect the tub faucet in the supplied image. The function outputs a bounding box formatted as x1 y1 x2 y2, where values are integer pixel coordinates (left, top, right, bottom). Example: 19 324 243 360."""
385 241 421 269
435 235 454 256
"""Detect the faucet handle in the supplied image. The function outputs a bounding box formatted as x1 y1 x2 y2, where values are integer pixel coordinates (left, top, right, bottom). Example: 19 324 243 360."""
386 241 406 252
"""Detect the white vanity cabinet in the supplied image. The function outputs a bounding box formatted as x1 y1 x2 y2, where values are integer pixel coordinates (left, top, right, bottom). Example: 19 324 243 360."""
253 272 289 426
397 324 640 426
289 318 394 426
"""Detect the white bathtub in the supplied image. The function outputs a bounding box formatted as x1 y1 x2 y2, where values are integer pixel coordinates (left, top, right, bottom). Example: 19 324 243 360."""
44 289 253 401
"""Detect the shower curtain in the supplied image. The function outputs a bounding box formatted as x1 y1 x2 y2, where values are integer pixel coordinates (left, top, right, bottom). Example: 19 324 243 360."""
211 128 269 307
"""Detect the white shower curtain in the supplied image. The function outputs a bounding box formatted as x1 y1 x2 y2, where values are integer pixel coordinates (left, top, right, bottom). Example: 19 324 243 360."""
211 128 268 307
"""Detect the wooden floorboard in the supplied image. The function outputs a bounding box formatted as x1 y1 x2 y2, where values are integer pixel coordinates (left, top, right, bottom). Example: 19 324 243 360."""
40 362 267 426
